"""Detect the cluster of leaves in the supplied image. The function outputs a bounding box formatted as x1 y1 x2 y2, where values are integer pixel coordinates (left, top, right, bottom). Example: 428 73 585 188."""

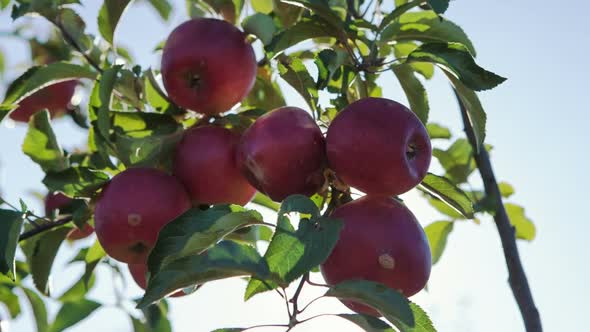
0 0 535 331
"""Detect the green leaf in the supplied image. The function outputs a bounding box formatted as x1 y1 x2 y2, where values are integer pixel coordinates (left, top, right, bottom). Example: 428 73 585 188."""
49 299 101 332
81 240 105 287
267 16 337 58
94 66 121 140
498 182 515 198
1 63 96 107
392 42 434 80
242 74 286 111
245 213 342 299
147 205 263 276
0 50 5 77
426 0 449 14
419 173 474 219
147 0 172 20
278 194 320 220
281 0 345 30
406 42 506 91
427 198 464 220
337 313 395 331
325 280 414 327
251 0 272 13
242 13 276 46
140 301 172 332
58 273 96 302
426 123 451 139
391 302 436 332
379 0 421 30
0 286 21 317
0 209 24 280
43 167 109 198
138 241 270 308
392 64 429 123
431 138 476 183
504 203 535 241
449 76 487 151
278 57 318 113
22 110 69 172
98 0 132 45
0 0 9 10
23 287 49 332
21 226 70 295
424 221 453 265
252 193 280 211
314 48 348 90
381 11 475 55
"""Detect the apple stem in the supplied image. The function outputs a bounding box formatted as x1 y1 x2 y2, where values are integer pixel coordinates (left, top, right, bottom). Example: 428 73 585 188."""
454 89 543 332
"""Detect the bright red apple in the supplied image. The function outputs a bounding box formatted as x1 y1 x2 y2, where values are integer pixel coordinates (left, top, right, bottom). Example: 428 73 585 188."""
9 80 77 122
236 106 326 202
174 125 256 205
161 18 257 114
94 168 191 264
321 195 431 316
128 263 185 297
326 97 431 195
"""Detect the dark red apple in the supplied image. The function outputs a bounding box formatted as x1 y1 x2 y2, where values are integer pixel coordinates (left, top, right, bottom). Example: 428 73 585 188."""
94 168 191 264
326 97 431 195
236 107 326 202
9 80 77 122
44 192 72 216
161 18 257 114
321 195 431 316
128 263 185 297
174 125 256 205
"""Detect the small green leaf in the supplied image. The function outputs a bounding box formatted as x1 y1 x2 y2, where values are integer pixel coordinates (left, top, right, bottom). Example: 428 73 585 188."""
82 240 105 287
251 0 272 13
424 221 453 265
314 48 348 90
498 182 515 198
267 16 337 58
242 13 276 46
426 123 451 139
21 226 70 295
278 57 318 113
392 302 436 332
22 110 69 172
426 0 449 14
278 194 321 220
23 287 49 332
43 167 109 198
406 42 506 91
251 193 280 211
138 241 270 308
0 286 21 317
98 0 132 45
325 280 414 327
147 0 173 20
381 11 475 55
0 50 5 77
0 209 24 280
393 64 429 123
281 0 345 30
505 203 535 241
338 313 395 331
431 138 476 183
242 75 286 111
1 63 96 107
419 173 474 219
379 0 422 30
49 299 101 332
147 205 263 276
392 42 434 80
427 198 464 220
140 301 172 332
449 76 487 151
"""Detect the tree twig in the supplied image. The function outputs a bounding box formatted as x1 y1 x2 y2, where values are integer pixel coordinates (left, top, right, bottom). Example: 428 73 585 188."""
18 216 73 242
454 89 542 332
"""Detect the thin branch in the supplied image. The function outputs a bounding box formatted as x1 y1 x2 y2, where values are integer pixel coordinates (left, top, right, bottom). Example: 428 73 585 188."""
18 216 73 242
454 89 542 332
242 324 289 331
297 295 325 314
52 19 103 74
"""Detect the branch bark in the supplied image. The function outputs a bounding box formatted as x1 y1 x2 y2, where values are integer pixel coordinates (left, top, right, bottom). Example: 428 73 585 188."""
18 216 73 242
454 89 542 332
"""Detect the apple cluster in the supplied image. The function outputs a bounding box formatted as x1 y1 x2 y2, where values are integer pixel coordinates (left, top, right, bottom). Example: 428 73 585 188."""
42 18 434 312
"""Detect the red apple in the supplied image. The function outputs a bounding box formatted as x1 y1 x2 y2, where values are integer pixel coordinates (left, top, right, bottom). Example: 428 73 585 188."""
44 192 73 216
236 107 326 202
326 97 431 195
128 263 185 297
321 195 431 316
9 80 77 122
94 168 191 264
161 18 257 115
174 125 256 205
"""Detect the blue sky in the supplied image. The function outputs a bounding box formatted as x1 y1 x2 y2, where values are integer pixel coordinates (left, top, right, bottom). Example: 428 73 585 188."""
1 0 588 331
